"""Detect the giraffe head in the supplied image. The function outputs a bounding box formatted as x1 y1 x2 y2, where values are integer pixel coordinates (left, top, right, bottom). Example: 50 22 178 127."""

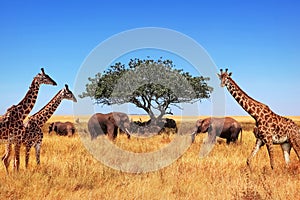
35 68 57 86
60 84 77 102
217 68 232 87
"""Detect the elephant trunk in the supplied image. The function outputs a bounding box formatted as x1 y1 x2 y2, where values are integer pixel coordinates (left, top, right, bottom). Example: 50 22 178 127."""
191 130 197 143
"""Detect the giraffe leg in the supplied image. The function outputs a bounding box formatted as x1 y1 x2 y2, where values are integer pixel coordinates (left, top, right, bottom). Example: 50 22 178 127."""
35 142 41 165
25 144 31 168
13 142 21 171
2 143 12 174
247 138 263 168
280 143 291 165
265 141 275 170
289 135 300 160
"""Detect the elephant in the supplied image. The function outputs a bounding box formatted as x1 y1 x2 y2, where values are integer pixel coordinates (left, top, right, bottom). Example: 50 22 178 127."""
160 118 178 134
87 112 131 140
191 117 242 144
131 124 161 136
129 117 177 135
48 121 76 136
129 119 150 134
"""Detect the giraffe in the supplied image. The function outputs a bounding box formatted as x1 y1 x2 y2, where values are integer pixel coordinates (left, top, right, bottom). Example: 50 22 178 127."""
1 68 57 173
0 109 12 142
217 68 300 169
22 84 77 167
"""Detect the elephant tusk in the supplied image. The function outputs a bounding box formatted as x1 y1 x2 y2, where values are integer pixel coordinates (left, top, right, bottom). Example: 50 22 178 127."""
125 128 131 135
190 131 196 135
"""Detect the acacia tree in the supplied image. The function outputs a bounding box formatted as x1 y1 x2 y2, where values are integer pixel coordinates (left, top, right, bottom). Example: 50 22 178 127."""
79 58 213 121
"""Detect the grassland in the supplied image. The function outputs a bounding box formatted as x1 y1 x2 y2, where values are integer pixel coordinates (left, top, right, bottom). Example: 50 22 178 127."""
0 116 299 200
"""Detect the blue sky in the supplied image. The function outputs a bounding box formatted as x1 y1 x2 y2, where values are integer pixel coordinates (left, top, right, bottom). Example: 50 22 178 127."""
0 0 300 116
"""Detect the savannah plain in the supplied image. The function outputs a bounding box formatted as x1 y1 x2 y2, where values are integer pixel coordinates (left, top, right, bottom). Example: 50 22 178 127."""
0 115 299 200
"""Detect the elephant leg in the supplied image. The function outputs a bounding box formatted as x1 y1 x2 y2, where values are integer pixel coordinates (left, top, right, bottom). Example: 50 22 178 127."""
226 137 231 145
207 130 216 144
90 126 99 140
247 138 263 168
90 127 96 140
228 128 238 144
113 127 118 139
67 130 72 137
107 125 115 141
57 129 63 136
230 132 237 144
60 130 65 136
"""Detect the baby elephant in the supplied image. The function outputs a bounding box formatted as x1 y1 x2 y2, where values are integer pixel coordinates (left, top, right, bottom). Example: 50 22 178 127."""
191 117 242 144
48 121 76 136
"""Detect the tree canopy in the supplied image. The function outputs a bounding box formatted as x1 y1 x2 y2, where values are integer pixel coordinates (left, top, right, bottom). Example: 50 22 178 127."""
79 58 213 120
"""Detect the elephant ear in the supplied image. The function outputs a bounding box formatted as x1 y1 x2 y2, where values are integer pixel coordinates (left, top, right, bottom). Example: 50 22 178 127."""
201 118 211 132
113 113 121 125
108 116 115 123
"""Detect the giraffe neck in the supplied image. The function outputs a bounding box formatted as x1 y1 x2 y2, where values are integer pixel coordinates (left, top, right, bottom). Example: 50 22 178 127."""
16 78 41 121
29 90 63 127
225 77 270 121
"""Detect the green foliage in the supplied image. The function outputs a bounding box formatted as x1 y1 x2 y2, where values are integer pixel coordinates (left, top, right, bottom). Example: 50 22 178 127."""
79 58 213 119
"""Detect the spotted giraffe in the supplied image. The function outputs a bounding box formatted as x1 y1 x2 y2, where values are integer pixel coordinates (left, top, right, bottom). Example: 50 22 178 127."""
22 84 77 167
0 109 12 142
218 68 300 169
1 68 57 173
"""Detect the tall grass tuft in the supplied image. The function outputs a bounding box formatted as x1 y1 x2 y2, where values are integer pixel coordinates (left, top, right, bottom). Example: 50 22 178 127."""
0 116 299 199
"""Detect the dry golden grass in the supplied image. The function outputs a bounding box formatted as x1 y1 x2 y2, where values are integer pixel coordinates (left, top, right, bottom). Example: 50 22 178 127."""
0 116 299 200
